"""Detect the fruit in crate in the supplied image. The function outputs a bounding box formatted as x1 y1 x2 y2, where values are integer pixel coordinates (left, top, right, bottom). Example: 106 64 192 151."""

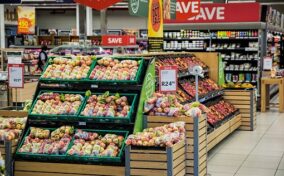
144 92 203 117
125 121 185 147
18 126 74 155
81 91 131 118
176 88 192 103
0 117 27 130
200 79 220 92
41 56 93 80
89 57 140 81
51 126 74 140
0 129 22 140
31 92 83 115
67 130 124 157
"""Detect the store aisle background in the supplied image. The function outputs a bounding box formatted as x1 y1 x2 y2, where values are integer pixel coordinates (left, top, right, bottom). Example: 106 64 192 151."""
208 103 284 176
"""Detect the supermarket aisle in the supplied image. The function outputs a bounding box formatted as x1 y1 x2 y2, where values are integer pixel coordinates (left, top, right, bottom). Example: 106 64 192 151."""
207 109 284 176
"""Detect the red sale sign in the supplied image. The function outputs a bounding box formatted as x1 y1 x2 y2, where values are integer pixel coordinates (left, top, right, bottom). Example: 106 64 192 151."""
165 2 260 23
159 66 178 93
102 35 136 46
176 0 200 20
74 0 122 10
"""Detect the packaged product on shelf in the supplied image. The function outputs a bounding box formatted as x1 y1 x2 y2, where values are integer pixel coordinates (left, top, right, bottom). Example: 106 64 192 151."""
125 121 185 147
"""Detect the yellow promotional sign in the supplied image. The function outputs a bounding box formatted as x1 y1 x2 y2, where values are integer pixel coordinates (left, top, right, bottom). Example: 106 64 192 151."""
148 0 163 38
17 6 35 34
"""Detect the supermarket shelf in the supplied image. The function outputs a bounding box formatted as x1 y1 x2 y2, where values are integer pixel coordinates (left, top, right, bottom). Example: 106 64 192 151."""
102 45 139 49
164 48 205 51
224 69 258 72
223 59 259 62
5 21 18 26
207 47 259 52
199 90 224 104
164 37 210 40
211 37 259 40
10 45 56 49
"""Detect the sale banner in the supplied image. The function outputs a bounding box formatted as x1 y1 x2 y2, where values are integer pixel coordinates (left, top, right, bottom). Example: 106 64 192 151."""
165 2 260 23
8 64 24 88
159 66 178 93
101 35 136 46
17 6 35 34
148 0 164 52
74 0 122 10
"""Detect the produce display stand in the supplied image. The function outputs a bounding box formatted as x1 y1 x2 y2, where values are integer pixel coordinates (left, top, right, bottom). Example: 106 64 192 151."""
14 56 157 176
125 140 186 176
207 114 241 151
144 115 207 176
223 89 257 131
261 77 284 112
0 110 27 176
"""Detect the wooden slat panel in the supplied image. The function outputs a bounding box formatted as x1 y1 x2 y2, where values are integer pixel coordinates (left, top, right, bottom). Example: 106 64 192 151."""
173 162 185 175
175 168 186 176
226 100 251 105
15 161 125 176
131 169 167 176
234 105 251 109
130 153 167 161
173 153 185 168
15 171 94 176
130 161 167 169
172 141 185 152
223 96 250 100
147 116 194 123
223 91 251 96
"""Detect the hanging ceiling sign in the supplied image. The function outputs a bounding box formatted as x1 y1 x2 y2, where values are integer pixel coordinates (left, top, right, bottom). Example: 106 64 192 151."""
176 0 200 20
17 6 36 34
165 2 260 23
0 0 21 3
74 0 123 10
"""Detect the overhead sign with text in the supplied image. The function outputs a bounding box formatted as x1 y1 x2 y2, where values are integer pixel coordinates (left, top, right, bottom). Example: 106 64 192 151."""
101 35 136 46
75 0 122 10
17 6 35 34
148 0 164 52
165 2 260 23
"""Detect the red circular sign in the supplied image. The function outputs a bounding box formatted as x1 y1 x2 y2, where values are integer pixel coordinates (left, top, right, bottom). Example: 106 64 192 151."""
150 0 161 32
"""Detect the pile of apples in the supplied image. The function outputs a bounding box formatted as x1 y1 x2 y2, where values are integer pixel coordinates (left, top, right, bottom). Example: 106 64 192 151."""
18 126 74 155
67 129 125 157
31 92 83 115
0 117 27 140
144 92 203 118
125 121 185 147
89 57 140 80
81 91 131 118
42 56 93 80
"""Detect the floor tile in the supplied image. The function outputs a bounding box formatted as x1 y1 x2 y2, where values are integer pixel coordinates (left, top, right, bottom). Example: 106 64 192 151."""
235 167 276 176
207 172 235 176
242 155 281 169
275 169 284 176
208 165 240 174
279 158 284 170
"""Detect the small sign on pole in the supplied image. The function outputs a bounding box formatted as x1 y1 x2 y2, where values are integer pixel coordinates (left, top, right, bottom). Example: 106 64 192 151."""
159 66 177 92
8 64 24 88
263 56 273 71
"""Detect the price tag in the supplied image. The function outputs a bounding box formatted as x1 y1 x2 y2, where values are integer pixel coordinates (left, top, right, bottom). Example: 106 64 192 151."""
159 66 177 93
79 122 86 126
8 64 24 88
263 56 273 70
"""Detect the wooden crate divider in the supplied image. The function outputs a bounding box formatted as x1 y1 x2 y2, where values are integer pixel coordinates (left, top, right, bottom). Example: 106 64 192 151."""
0 140 17 176
125 140 186 176
207 114 241 151
15 161 125 176
223 89 256 131
143 115 207 176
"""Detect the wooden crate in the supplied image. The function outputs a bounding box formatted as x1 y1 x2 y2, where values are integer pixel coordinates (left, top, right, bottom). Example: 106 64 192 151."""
0 109 28 117
125 140 186 176
15 161 125 176
0 140 18 160
207 114 241 151
144 115 207 176
224 89 256 131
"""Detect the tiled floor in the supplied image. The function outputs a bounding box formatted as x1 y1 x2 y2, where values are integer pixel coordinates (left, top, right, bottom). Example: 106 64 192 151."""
207 109 284 176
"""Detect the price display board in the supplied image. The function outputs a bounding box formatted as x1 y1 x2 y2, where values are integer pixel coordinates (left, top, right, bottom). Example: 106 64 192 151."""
263 56 273 71
159 66 177 92
8 64 24 88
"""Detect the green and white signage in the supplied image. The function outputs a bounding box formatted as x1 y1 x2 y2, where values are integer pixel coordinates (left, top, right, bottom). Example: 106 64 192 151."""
129 0 149 17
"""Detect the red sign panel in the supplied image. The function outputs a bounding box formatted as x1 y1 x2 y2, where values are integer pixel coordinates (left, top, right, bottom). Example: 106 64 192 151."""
74 0 122 10
159 66 178 93
165 2 260 23
176 0 200 20
102 35 136 46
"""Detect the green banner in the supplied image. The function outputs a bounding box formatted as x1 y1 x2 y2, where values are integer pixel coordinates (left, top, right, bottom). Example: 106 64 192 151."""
134 58 156 133
218 54 225 85
129 0 149 17
128 0 176 19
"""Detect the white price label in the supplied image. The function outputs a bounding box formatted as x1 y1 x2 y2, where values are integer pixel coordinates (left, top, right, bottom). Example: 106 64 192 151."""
263 57 273 70
159 66 177 92
8 64 24 88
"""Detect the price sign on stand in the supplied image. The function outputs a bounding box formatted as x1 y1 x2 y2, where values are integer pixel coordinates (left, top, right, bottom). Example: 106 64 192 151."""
263 57 273 71
159 66 177 92
8 64 24 88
